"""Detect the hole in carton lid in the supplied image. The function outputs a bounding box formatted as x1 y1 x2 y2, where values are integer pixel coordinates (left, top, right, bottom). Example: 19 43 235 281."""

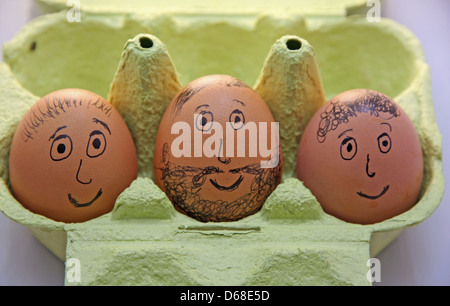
139 37 154 49
286 39 301 51
30 41 37 51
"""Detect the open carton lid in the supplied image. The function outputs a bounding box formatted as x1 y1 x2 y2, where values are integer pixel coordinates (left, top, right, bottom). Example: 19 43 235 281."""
38 0 371 17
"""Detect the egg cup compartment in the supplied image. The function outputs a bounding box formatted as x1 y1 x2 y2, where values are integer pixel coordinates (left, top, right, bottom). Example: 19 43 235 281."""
0 7 444 285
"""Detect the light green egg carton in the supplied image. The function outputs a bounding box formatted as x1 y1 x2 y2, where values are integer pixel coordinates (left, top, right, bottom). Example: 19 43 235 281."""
0 0 444 285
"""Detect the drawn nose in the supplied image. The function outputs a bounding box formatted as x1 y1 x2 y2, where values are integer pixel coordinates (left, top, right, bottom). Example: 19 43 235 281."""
76 159 92 184
218 156 231 165
217 138 231 164
366 154 376 178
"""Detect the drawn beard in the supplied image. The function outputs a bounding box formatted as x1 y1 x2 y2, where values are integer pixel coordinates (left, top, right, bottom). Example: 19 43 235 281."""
158 143 281 222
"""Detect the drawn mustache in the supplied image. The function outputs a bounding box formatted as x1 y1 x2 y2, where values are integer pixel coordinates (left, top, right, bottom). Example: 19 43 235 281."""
165 163 262 189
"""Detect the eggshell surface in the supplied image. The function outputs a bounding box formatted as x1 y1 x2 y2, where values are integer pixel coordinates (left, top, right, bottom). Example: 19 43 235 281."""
296 89 423 224
154 75 282 222
9 89 138 223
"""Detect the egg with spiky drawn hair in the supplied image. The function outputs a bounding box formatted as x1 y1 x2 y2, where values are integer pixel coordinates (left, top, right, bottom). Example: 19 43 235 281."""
9 89 138 223
154 75 283 222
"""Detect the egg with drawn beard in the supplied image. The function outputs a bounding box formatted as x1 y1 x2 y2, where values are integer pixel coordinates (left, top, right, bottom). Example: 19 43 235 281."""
9 89 138 223
154 75 283 222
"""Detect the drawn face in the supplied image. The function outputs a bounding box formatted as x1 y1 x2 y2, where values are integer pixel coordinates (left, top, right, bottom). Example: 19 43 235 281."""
9 89 138 223
154 75 282 222
297 89 423 224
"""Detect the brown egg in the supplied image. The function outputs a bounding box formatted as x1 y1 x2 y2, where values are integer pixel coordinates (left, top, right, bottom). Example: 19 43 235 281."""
296 89 423 224
9 89 138 223
154 75 282 222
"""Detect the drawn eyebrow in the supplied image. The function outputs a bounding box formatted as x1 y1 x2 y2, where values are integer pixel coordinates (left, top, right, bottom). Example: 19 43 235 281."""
232 99 246 107
173 84 209 116
338 129 353 139
49 126 67 141
380 122 392 132
194 104 210 112
93 118 111 135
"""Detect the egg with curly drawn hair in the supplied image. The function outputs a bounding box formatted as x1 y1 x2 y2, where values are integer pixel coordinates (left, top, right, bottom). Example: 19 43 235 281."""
297 89 423 224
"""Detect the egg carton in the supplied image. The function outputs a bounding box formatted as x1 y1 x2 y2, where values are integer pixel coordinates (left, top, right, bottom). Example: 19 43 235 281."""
0 0 444 285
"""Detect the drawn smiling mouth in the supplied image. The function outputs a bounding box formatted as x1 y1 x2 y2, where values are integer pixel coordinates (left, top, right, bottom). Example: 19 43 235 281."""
357 185 389 200
210 175 244 191
68 188 103 208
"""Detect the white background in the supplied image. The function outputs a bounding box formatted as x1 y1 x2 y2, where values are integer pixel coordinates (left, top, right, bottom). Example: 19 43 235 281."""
0 0 449 286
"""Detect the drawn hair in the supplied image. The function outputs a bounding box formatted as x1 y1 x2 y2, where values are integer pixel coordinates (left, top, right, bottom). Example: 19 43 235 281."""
21 94 112 142
172 84 208 117
172 76 251 117
317 91 400 143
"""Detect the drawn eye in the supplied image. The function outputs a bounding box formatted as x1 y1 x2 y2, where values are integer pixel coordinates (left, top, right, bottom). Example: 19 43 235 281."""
87 130 107 158
50 135 73 161
229 109 245 130
195 111 214 132
340 136 357 160
377 132 391 153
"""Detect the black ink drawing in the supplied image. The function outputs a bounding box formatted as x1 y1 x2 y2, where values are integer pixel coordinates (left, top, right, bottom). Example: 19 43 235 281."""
317 91 400 143
316 91 400 201
172 76 250 118
158 143 282 222
68 189 103 208
21 95 112 143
